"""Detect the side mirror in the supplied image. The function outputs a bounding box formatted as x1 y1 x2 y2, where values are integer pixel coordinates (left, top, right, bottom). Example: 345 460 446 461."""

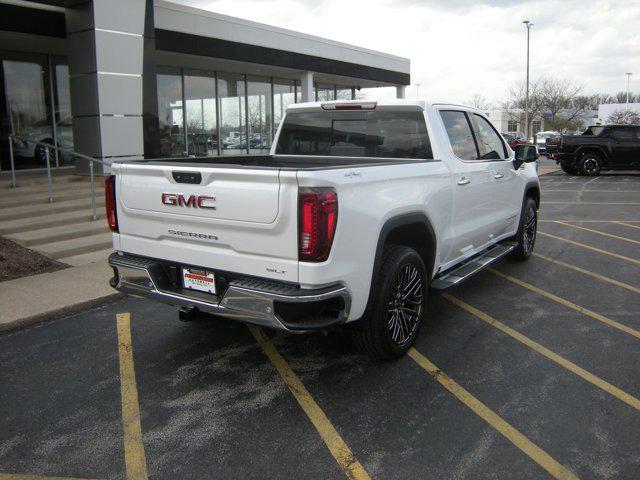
513 144 539 169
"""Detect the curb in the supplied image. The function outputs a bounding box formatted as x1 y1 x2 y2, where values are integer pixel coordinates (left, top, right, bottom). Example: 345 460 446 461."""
0 292 123 334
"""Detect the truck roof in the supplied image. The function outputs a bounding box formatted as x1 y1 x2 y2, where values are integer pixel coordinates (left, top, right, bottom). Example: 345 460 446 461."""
286 99 482 113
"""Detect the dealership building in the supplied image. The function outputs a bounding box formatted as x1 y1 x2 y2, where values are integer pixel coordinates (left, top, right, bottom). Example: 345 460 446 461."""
0 0 410 173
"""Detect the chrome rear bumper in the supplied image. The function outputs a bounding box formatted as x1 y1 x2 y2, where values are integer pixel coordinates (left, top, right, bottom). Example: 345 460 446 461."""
108 252 350 332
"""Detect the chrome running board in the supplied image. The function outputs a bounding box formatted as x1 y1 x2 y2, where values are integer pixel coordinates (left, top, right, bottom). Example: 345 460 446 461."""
431 241 517 291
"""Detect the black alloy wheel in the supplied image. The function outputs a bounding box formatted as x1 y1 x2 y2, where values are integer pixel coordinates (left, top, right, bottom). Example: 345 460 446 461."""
522 202 537 256
580 154 602 176
508 196 537 261
387 264 424 345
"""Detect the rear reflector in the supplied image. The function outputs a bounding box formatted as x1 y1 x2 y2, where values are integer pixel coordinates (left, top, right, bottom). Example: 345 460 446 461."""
105 175 118 232
298 187 338 262
321 102 377 110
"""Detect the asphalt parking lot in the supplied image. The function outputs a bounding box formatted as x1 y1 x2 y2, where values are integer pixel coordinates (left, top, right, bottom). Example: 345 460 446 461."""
1 168 639 480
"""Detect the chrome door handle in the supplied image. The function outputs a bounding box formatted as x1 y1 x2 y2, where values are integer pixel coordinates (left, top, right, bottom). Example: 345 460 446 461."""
457 177 471 186
494 173 504 179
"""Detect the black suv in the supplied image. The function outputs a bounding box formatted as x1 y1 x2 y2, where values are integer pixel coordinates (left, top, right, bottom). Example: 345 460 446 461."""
548 125 640 175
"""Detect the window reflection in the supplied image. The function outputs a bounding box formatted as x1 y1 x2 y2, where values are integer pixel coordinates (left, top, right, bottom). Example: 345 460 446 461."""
273 79 296 134
184 73 217 156
218 72 246 156
247 75 272 154
3 59 51 168
316 83 335 101
157 71 184 157
336 86 353 100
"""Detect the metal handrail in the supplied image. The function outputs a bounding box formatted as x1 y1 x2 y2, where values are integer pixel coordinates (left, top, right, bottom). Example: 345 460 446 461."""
7 134 110 221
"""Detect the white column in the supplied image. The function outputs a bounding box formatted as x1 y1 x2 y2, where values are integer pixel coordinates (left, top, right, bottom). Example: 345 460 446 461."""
396 85 406 99
300 71 314 103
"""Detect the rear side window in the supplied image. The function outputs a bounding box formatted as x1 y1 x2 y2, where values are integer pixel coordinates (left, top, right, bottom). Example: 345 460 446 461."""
439 110 478 159
276 111 433 159
611 128 634 140
472 114 507 159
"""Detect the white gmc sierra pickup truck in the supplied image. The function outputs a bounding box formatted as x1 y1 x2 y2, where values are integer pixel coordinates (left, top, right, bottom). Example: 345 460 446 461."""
107 100 540 359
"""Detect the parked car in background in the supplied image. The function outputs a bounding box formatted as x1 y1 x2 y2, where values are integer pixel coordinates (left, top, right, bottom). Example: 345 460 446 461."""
529 131 560 154
12 114 74 165
544 134 562 159
552 124 640 175
501 131 527 150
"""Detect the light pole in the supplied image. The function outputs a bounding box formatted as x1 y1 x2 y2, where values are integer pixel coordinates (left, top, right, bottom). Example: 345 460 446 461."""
414 83 421 98
523 20 533 139
626 72 632 105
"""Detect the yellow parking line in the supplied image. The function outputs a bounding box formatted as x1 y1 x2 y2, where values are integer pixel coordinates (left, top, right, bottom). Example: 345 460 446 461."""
554 221 640 245
248 325 371 480
116 313 149 480
407 348 579 480
442 294 640 412
0 474 99 480
538 231 640 265
487 268 640 340
614 221 640 231
532 253 640 295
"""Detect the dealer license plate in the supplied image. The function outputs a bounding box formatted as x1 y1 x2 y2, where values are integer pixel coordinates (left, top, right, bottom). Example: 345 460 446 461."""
182 268 216 295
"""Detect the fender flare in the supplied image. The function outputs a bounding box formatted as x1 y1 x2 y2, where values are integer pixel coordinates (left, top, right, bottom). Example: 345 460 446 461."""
575 145 608 163
356 212 437 323
524 181 541 208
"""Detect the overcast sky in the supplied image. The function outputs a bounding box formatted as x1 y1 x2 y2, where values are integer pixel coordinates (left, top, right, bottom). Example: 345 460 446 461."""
173 0 639 105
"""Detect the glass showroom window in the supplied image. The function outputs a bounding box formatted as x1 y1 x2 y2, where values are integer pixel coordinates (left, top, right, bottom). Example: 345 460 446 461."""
247 75 273 154
336 86 353 100
273 78 296 135
218 72 246 155
316 83 335 101
156 69 184 157
184 72 218 156
1 55 51 170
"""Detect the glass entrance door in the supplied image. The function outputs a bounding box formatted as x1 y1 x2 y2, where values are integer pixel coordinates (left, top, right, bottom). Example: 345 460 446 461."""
0 53 52 170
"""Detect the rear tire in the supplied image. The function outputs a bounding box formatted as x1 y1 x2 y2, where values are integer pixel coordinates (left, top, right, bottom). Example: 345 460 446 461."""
508 196 537 261
351 245 427 360
579 153 602 176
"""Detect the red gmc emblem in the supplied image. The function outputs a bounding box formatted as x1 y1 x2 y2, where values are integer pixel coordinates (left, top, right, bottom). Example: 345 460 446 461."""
162 193 216 209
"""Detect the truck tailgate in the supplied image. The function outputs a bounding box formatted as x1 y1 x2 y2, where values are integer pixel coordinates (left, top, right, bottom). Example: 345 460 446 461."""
112 162 299 283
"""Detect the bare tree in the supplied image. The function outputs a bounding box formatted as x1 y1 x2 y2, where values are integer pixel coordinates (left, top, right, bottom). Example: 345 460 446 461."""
537 78 584 132
505 77 587 134
503 79 545 135
607 110 640 125
465 94 492 110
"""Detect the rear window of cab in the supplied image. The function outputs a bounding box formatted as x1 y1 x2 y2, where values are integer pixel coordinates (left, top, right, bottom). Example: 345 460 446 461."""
275 110 433 159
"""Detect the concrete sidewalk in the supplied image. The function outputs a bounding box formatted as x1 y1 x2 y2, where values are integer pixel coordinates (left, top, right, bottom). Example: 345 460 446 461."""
0 261 120 332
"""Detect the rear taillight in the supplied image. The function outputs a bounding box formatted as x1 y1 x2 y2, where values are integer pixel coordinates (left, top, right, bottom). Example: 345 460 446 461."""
105 175 118 232
298 187 338 262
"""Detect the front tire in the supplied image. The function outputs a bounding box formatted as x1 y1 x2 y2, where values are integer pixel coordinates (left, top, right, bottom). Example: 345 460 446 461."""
559 162 578 175
351 245 427 360
508 196 537 261
579 153 602 176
